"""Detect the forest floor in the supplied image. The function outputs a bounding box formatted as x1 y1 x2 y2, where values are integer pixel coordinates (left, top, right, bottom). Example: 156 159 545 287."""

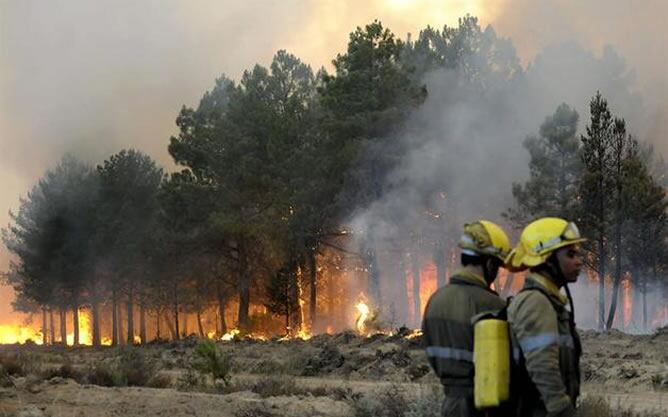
0 327 666 417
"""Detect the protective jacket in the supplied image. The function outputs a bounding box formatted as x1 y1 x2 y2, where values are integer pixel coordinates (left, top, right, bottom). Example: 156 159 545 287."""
508 273 581 417
422 269 506 417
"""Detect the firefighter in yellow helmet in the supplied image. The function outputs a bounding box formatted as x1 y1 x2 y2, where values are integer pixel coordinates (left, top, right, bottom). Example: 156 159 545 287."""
422 220 511 417
505 218 585 417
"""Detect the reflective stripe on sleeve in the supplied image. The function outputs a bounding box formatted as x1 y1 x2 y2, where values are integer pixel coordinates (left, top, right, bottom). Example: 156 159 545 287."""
426 346 474 362
519 333 574 353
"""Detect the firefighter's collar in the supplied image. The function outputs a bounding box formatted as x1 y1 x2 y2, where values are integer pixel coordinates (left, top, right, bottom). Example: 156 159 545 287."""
452 268 488 288
527 273 568 305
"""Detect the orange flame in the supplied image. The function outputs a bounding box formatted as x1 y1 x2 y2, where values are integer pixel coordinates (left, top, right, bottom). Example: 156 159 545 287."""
355 300 370 334
0 325 43 345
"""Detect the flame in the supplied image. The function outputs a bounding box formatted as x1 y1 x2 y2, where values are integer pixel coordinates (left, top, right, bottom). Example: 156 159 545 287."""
355 300 370 334
66 308 92 346
295 329 311 340
0 325 43 345
221 328 240 341
296 266 310 339
207 331 217 339
405 329 422 339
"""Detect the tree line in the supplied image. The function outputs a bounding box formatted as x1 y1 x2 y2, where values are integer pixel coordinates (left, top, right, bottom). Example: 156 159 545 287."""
3 17 666 345
506 97 667 330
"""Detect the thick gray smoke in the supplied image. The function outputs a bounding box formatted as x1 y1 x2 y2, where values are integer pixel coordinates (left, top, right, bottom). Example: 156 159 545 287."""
348 27 664 330
1 1 665 328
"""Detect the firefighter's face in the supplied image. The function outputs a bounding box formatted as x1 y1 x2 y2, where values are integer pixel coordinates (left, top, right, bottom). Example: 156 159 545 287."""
556 244 583 282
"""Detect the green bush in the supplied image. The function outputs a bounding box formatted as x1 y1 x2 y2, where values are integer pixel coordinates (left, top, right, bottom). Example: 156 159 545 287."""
192 340 232 386
41 362 83 382
0 352 40 376
86 362 125 387
85 348 157 387
176 367 202 391
118 347 156 386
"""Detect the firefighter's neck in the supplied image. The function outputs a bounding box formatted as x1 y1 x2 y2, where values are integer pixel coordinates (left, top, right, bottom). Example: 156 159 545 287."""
462 265 493 287
531 266 564 289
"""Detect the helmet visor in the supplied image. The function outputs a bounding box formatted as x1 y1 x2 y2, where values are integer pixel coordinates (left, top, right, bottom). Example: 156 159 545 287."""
561 222 582 241
532 222 584 254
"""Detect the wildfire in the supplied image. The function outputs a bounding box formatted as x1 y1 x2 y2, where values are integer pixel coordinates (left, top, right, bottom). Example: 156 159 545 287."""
221 329 240 341
355 300 370 334
65 308 92 346
0 325 43 345
296 266 310 339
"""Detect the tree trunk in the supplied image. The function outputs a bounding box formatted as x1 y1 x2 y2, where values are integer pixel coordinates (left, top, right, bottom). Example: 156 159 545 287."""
362 237 381 307
139 297 147 344
399 255 410 327
327 269 337 318
126 288 135 344
606 220 624 330
217 283 227 335
411 250 421 327
434 242 446 288
41 308 47 345
642 270 648 331
196 310 205 338
118 301 126 345
164 311 176 340
290 265 302 333
598 236 607 330
59 307 67 345
156 311 161 341
92 300 101 348
112 290 119 346
308 250 317 331
173 299 180 340
237 255 251 333
72 303 80 346
49 309 55 345
182 313 188 337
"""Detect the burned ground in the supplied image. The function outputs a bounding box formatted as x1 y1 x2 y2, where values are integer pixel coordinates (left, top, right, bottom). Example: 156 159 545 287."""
0 329 666 417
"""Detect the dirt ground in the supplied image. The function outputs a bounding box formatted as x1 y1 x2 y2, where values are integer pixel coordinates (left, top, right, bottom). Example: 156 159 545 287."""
0 328 666 417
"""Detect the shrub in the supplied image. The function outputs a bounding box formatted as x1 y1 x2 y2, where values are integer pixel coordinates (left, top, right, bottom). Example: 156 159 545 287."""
192 340 232 386
84 348 157 387
118 347 156 386
176 368 202 391
41 362 83 383
86 362 124 387
0 352 40 376
346 384 408 417
578 395 664 417
147 373 172 389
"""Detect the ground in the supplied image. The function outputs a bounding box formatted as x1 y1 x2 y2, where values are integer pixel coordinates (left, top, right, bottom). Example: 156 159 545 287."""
0 328 666 417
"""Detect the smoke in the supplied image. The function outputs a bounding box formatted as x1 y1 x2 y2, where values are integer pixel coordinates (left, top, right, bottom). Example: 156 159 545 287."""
1 1 666 329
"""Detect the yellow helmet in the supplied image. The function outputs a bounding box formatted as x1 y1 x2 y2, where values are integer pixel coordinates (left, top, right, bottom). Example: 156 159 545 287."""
505 217 586 272
458 220 511 262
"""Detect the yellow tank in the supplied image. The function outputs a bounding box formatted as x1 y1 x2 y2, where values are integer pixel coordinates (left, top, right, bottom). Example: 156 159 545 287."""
473 318 510 409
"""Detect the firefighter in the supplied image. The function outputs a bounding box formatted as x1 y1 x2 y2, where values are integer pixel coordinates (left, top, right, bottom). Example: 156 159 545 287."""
505 217 585 417
422 220 511 417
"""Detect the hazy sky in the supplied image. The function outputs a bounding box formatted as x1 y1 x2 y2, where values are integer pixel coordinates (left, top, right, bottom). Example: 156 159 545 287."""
1 0 666 323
